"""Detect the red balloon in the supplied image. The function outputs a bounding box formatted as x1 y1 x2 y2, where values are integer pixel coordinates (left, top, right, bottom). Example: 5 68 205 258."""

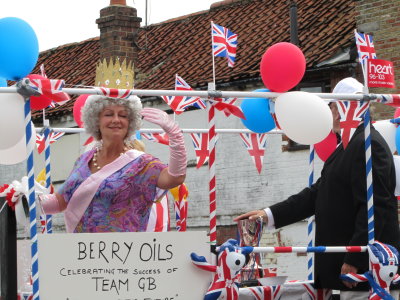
26 74 52 110
260 42 306 92
314 130 337 162
73 94 89 127
394 108 400 119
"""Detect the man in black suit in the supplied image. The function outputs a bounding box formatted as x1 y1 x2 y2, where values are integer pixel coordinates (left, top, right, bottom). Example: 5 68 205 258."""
235 78 400 299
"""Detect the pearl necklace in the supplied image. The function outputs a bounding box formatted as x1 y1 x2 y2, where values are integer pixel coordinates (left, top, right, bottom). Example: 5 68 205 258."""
92 146 129 170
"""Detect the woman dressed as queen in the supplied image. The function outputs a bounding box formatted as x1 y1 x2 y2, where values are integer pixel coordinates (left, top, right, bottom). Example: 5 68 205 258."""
39 95 186 233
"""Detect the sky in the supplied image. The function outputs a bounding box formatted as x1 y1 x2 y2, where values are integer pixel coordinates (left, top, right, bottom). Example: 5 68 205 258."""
2 0 218 51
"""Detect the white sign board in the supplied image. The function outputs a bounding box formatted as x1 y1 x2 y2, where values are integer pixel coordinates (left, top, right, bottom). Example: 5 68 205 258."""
38 231 211 300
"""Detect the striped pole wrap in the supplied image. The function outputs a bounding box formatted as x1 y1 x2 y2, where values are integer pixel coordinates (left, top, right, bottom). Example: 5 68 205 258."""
307 145 315 280
208 100 217 245
246 245 368 254
364 108 375 244
43 126 52 233
24 99 40 300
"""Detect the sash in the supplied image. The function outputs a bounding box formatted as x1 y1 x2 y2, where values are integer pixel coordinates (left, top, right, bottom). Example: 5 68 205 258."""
64 149 144 233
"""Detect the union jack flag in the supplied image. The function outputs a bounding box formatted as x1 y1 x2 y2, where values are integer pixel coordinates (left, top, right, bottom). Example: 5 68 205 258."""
212 22 238 67
240 285 283 300
141 132 169 145
39 64 56 108
337 100 369 149
301 284 332 300
36 131 65 154
96 87 133 99
161 75 206 114
190 133 218 168
28 78 70 103
355 30 377 62
239 133 267 173
146 195 170 232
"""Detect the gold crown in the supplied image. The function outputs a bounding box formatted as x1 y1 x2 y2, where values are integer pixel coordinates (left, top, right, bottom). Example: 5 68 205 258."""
95 57 135 89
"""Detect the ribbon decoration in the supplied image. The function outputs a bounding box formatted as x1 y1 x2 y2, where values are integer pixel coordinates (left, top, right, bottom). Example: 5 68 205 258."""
96 87 133 99
0 177 49 227
0 184 19 210
209 97 245 119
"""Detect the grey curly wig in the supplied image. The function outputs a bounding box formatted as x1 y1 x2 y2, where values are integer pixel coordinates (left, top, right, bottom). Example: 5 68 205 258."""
81 95 142 140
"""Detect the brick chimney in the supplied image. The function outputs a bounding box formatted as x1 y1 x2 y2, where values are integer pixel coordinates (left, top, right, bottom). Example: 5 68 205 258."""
96 0 142 66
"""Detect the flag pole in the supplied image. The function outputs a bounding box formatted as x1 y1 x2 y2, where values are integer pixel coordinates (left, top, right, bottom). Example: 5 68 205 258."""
211 21 216 86
209 21 217 247
207 82 217 247
173 74 178 121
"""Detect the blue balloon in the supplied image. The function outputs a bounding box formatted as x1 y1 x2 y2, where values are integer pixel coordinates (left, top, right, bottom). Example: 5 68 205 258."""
240 88 275 133
395 126 400 154
0 17 39 80
0 77 6 87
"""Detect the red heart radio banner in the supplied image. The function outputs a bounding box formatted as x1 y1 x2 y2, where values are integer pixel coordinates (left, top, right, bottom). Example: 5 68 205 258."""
368 59 396 88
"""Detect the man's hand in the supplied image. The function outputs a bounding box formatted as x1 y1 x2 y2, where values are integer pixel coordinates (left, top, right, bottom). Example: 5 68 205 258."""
234 210 268 223
341 263 358 288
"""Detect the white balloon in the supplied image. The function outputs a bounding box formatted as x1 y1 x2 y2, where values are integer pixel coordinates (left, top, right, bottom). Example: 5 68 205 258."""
0 93 26 149
275 91 333 145
0 122 35 165
373 120 396 154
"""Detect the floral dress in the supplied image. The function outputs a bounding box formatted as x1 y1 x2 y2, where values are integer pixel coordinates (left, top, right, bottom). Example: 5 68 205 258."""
59 149 167 232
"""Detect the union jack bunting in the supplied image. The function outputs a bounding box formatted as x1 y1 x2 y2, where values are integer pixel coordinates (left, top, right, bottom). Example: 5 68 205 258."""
161 75 206 114
212 22 238 67
96 87 133 99
337 100 369 149
239 133 267 173
190 133 218 168
355 30 377 62
40 215 47 234
28 78 70 103
175 74 206 109
141 132 169 146
240 285 283 300
377 94 400 107
146 195 170 232
17 293 33 300
36 131 65 154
